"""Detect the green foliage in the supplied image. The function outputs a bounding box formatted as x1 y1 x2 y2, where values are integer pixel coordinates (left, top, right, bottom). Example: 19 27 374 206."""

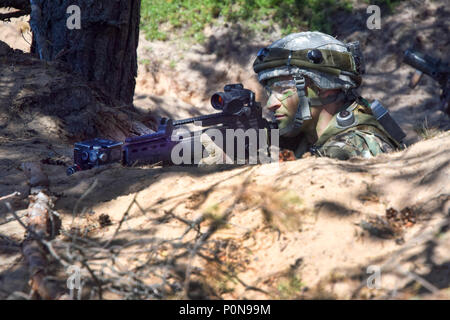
139 58 150 65
363 0 406 12
140 0 354 42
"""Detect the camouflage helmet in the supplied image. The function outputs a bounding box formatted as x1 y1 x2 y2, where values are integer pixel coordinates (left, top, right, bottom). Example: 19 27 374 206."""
253 31 364 90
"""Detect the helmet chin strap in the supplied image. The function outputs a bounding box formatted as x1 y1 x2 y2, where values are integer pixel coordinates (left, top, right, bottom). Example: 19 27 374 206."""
279 75 313 137
294 75 312 126
279 74 347 137
279 75 311 137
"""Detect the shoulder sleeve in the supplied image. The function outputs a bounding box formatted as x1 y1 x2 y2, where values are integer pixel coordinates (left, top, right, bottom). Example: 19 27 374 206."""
316 127 395 160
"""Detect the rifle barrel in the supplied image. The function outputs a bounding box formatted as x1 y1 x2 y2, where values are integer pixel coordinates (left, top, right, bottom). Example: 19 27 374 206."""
173 112 226 126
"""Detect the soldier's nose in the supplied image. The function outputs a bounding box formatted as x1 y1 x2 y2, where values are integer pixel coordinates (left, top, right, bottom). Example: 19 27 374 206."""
266 96 281 112
268 104 281 112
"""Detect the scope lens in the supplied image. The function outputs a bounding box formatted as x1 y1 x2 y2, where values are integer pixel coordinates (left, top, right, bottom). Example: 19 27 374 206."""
211 93 225 110
99 153 108 162
89 150 98 162
81 151 89 161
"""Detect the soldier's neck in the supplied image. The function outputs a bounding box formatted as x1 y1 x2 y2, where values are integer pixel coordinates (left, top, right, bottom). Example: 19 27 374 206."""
308 101 346 141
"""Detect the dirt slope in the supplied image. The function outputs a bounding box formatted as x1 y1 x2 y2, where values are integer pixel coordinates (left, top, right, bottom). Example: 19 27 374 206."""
1 131 448 299
53 130 449 299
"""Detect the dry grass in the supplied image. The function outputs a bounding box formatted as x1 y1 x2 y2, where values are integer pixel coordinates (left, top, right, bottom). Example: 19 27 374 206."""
414 117 443 140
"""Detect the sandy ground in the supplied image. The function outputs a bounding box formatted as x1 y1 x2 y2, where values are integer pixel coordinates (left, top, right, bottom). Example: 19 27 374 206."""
1 131 449 299
0 1 449 299
0 8 31 53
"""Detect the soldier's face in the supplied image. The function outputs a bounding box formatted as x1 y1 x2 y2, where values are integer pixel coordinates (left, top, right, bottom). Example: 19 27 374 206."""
264 76 319 132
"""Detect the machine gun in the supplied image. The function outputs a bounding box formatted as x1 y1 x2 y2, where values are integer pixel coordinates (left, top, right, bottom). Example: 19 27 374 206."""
67 84 274 176
403 49 450 115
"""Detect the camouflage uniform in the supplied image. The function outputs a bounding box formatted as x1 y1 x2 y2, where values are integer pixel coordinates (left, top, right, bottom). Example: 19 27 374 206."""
314 102 398 160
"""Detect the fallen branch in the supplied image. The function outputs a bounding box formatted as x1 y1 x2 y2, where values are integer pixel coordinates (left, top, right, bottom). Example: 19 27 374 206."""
0 209 26 226
395 267 440 295
0 191 24 215
15 162 62 299
0 191 22 203
0 9 29 21
103 192 138 249
132 121 155 136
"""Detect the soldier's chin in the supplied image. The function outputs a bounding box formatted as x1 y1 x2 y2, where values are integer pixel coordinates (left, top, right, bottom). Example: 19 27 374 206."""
279 121 300 137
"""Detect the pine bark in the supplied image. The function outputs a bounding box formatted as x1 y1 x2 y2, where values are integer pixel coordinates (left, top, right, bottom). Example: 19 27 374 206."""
29 0 141 105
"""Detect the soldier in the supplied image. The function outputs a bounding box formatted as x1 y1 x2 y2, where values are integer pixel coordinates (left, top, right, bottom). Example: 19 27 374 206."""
253 31 404 160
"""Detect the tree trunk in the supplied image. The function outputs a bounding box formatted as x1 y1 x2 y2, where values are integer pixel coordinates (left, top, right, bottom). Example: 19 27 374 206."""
30 0 141 105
